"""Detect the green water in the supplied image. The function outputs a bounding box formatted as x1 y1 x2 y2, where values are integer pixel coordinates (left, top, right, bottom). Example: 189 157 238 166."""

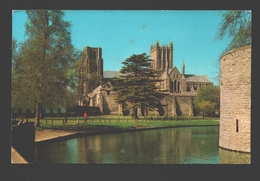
33 126 250 164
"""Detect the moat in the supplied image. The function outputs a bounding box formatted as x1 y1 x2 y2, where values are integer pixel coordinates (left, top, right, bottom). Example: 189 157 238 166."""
31 126 250 164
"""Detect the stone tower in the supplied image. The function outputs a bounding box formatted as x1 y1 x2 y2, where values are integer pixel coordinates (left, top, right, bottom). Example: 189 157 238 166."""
83 46 103 80
150 40 173 71
78 46 103 105
219 45 251 153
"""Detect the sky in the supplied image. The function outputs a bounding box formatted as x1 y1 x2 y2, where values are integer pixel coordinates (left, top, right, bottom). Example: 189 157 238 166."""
12 10 232 85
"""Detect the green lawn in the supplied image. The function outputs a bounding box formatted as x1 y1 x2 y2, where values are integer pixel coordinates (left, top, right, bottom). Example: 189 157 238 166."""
27 115 219 131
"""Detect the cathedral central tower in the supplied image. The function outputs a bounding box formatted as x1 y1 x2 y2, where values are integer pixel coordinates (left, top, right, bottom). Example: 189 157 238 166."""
150 40 173 71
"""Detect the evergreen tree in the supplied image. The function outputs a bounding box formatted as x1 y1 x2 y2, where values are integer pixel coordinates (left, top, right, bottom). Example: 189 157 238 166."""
12 10 79 127
113 53 166 119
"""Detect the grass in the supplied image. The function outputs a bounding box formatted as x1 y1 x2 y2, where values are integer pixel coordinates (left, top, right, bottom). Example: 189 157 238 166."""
26 115 220 131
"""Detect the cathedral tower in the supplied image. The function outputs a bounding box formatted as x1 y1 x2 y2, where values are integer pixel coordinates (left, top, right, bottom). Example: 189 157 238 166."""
150 40 173 71
78 46 104 104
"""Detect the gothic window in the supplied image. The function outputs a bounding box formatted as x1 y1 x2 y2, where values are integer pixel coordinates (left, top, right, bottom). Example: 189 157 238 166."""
186 85 191 92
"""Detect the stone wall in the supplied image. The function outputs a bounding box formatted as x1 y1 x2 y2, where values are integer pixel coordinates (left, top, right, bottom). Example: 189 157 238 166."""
102 93 119 115
219 45 251 153
102 92 195 117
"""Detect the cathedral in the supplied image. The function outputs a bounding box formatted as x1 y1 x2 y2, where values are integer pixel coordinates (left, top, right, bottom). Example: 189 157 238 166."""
78 40 213 116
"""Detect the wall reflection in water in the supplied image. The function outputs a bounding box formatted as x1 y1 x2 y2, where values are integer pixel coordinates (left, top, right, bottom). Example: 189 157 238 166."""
219 148 250 164
32 126 250 164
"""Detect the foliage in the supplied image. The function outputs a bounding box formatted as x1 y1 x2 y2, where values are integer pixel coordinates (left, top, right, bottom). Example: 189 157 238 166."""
193 85 220 117
113 53 167 118
216 10 251 53
12 10 79 126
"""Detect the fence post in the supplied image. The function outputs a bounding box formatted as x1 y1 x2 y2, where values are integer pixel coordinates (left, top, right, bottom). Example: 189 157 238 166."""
52 119 53 124
77 119 79 124
46 119 47 124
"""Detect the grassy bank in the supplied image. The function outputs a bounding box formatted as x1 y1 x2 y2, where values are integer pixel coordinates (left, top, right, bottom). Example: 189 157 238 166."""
29 115 219 131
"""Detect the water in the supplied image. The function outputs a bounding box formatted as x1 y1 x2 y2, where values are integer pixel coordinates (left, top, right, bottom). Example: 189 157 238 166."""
32 126 250 164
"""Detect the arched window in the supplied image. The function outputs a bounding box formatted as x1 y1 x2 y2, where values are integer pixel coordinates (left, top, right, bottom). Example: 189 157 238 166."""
186 85 191 92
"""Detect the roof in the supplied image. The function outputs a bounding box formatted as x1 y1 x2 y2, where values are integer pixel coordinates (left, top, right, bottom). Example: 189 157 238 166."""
103 71 119 78
159 68 211 83
160 67 177 78
185 74 211 83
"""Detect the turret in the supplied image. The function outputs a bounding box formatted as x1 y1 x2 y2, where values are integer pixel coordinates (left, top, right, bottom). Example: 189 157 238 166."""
166 59 169 76
182 60 185 77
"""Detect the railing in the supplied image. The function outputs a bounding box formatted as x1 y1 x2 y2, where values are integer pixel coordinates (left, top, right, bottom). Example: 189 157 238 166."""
40 116 218 124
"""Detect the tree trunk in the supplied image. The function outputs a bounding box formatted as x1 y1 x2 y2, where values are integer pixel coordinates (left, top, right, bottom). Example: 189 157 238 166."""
134 107 138 120
35 102 42 127
64 109 68 123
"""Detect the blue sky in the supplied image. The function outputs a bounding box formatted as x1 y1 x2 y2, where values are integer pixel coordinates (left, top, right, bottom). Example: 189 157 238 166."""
12 10 232 85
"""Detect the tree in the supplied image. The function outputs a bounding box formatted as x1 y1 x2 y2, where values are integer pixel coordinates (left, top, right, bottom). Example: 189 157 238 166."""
12 10 79 127
216 10 251 53
193 85 220 118
113 53 166 119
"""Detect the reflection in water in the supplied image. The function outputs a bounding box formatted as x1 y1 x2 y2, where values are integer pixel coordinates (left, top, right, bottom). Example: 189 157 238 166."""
219 148 250 164
32 126 249 164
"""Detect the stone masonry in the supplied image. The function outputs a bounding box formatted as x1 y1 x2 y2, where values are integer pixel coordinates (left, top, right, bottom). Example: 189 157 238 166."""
219 45 251 153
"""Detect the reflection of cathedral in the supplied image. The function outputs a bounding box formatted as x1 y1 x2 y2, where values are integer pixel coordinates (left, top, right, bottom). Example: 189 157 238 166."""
150 40 212 93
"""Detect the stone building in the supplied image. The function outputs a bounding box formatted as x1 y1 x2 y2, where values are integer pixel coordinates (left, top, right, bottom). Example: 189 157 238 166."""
78 46 103 106
219 45 251 153
150 40 212 93
84 41 213 116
